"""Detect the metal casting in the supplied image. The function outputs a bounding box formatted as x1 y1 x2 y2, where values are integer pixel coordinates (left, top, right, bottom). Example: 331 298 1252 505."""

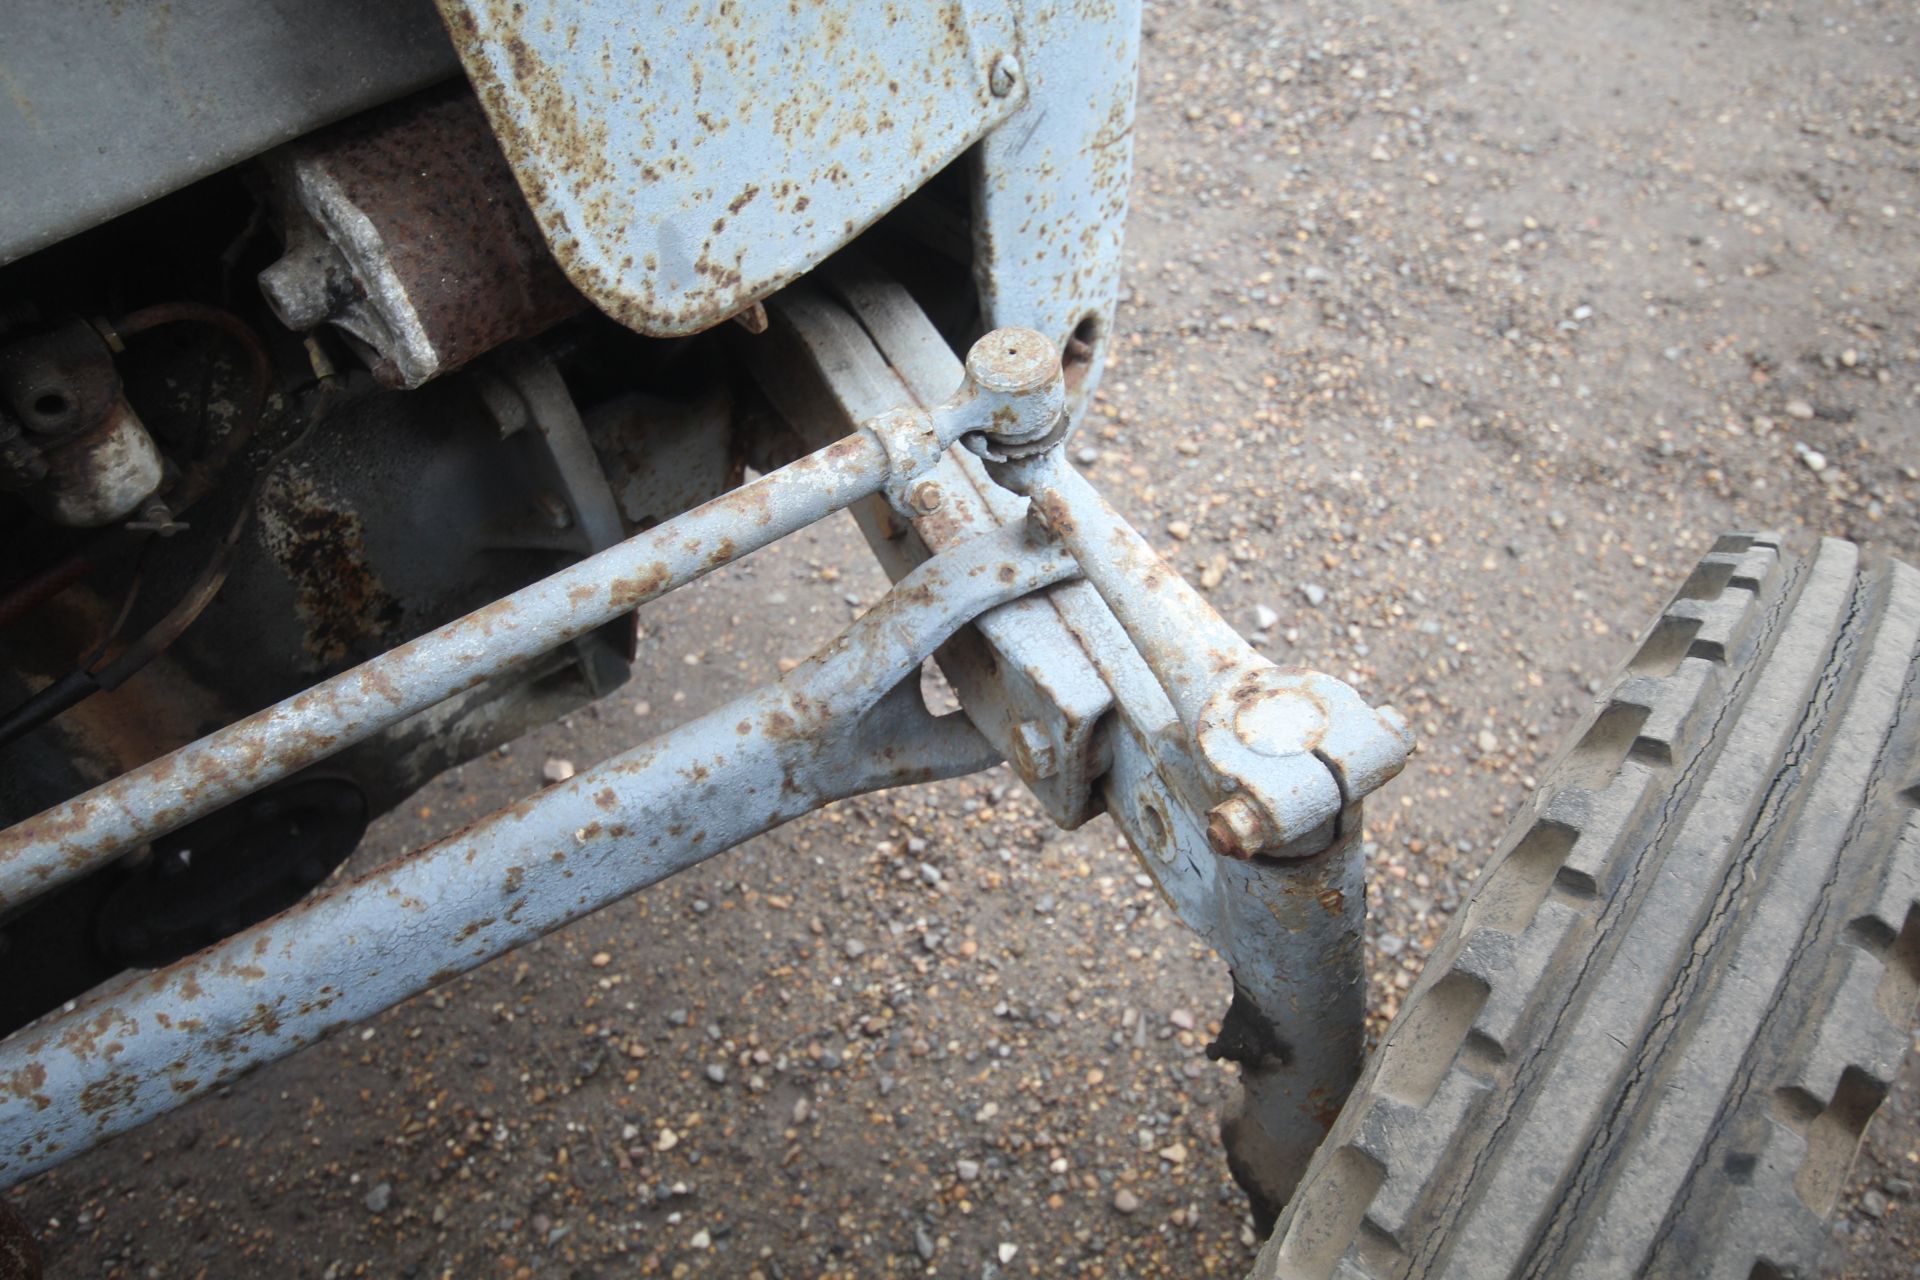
0 303 1414 1227
257 87 587 390
0 0 1414 1252
747 279 1415 1216
974 378 1414 1222
750 271 1116 828
437 0 1028 336
997 449 1415 861
0 320 162 527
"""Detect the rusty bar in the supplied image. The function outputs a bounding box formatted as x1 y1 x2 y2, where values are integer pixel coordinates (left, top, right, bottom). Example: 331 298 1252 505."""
0 432 885 912
0 525 1077 1185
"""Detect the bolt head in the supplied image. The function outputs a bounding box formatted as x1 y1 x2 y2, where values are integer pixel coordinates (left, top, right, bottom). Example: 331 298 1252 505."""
965 328 1058 398
962 328 1066 459
989 54 1020 98
1206 794 1267 859
910 480 943 514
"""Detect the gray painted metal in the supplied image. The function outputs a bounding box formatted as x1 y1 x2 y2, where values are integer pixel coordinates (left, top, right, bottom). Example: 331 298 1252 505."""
0 333 1054 912
1002 449 1414 861
437 0 1025 337
0 0 460 264
971 0 1141 417
976 422 1412 1212
0 525 1078 1185
751 275 1115 828
756 285 1400 1213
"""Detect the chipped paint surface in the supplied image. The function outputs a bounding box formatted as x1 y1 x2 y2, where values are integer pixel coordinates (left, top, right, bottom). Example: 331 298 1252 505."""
969 420 1407 1209
755 278 1113 827
0 526 1075 1187
436 0 1022 336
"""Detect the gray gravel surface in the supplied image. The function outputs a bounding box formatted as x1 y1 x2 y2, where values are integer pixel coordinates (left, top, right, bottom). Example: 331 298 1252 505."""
8 0 1920 1275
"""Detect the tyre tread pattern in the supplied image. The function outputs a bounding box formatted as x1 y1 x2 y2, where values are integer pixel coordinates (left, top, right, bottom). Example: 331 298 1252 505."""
1252 535 1920 1280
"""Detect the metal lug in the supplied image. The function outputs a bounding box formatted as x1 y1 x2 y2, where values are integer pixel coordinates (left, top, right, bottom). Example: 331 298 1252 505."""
985 447 1413 859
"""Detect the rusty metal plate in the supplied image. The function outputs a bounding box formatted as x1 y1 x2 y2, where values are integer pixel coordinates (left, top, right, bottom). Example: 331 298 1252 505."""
436 0 1023 337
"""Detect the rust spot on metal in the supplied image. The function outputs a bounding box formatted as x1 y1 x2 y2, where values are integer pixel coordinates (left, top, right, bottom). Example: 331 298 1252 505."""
1305 1086 1344 1132
257 471 404 668
2 1063 47 1104
77 1073 137 1118
594 787 617 810
238 1002 284 1038
1033 490 1078 539
609 562 672 608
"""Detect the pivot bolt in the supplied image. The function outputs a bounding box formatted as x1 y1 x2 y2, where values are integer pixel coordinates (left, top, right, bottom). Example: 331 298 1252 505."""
909 480 943 515
1206 794 1267 860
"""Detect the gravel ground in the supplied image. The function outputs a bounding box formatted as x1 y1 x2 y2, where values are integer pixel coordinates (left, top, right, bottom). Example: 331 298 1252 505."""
8 0 1920 1276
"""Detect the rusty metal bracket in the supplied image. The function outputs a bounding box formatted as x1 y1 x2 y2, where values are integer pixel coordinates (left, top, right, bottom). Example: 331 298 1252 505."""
0 275 1413 1230
741 278 1416 1220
